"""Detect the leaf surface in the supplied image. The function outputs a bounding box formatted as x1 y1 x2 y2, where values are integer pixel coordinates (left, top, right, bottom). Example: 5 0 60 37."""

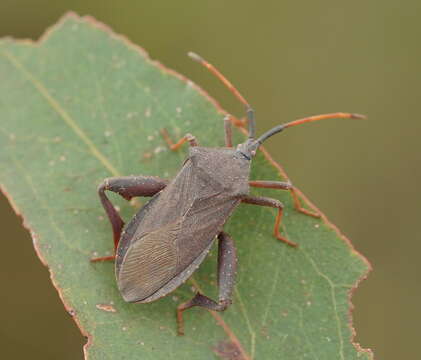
0 13 372 360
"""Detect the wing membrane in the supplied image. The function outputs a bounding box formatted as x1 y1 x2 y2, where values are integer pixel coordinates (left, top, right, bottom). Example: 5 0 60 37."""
117 221 180 302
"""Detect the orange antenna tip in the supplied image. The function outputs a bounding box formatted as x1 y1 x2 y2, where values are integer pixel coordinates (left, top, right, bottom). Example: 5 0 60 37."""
350 113 367 120
187 52 203 63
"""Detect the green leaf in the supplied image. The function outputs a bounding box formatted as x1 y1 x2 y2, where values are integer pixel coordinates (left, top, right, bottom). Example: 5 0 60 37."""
0 13 372 360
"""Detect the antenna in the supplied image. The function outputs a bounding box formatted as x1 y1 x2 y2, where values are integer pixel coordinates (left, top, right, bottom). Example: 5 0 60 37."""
256 112 366 145
188 52 256 139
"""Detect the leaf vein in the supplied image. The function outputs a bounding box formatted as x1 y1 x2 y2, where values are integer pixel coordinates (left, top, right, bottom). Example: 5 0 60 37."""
302 252 345 360
235 287 256 359
2 50 121 177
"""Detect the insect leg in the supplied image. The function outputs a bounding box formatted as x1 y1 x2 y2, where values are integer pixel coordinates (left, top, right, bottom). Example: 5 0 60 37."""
289 187 320 218
249 180 292 190
224 115 233 147
250 180 320 218
242 195 298 247
92 175 168 262
176 231 237 335
160 129 198 151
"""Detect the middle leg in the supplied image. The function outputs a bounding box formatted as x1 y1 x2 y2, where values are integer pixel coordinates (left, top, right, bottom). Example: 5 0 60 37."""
242 194 298 247
160 129 198 150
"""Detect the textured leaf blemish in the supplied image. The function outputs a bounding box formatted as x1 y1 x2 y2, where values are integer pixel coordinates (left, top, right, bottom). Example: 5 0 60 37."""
96 304 117 313
213 340 247 360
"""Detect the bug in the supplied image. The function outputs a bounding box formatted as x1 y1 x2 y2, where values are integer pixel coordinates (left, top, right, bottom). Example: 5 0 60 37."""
91 52 364 335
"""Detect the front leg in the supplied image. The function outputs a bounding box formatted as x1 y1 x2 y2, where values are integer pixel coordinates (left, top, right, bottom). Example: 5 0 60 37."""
176 231 237 335
224 115 233 147
242 195 298 248
93 175 168 262
249 180 320 218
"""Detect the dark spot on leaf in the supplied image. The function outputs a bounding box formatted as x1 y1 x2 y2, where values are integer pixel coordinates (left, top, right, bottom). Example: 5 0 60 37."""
212 340 246 360
141 152 154 161
260 325 268 337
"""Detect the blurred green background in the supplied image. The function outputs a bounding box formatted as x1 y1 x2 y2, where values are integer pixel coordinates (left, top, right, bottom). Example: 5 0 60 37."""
0 1 419 359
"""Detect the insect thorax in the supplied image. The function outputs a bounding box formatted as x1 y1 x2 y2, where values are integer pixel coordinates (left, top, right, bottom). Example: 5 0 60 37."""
188 146 251 197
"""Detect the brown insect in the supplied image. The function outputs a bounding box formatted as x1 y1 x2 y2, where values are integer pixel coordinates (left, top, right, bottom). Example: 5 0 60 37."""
92 52 364 335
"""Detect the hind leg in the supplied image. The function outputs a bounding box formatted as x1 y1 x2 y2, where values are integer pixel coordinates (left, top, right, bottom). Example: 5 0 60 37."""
176 231 237 335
